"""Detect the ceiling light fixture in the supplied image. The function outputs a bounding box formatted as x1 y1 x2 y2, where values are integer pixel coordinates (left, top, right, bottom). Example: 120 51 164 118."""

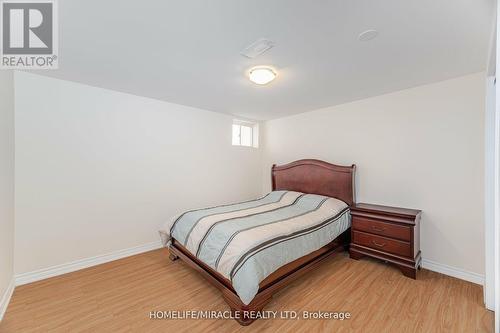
248 66 276 85
358 29 378 41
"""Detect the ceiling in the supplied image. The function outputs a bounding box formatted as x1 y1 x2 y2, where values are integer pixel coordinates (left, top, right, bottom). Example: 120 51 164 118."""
38 0 495 120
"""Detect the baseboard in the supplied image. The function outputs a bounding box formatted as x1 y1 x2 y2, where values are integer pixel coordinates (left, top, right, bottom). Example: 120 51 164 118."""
13 242 485 289
15 241 163 286
422 259 484 285
0 277 15 321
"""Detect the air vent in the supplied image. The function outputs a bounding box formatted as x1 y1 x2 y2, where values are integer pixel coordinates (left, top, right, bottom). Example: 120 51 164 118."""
358 30 378 42
240 39 275 58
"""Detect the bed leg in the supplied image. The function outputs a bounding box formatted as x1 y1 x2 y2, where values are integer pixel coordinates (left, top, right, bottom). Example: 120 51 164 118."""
222 290 272 326
168 251 179 261
342 229 351 251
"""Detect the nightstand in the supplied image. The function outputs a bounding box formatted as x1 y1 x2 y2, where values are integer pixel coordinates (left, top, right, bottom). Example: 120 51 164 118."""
349 203 422 279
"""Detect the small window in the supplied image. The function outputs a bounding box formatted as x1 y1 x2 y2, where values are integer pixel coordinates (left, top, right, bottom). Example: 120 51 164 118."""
232 120 258 148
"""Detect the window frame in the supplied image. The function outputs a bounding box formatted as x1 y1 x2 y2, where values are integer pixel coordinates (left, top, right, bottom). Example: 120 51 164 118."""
232 120 259 148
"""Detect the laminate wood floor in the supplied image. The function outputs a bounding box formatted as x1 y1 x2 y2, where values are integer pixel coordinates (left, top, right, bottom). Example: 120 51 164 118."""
0 249 493 333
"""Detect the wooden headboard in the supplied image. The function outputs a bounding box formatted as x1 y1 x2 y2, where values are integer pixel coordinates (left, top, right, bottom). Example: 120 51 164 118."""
271 159 356 206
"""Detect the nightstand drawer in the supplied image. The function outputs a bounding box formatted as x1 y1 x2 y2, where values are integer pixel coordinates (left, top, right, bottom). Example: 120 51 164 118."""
353 231 412 257
352 216 411 241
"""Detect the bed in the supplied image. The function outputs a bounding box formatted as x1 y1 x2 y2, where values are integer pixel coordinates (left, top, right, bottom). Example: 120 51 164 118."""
159 159 356 325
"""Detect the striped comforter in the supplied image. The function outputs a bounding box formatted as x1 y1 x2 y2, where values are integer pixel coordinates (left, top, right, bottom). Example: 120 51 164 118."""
159 191 350 305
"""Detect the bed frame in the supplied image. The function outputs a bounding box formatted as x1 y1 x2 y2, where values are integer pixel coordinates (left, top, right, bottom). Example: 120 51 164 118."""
168 159 356 325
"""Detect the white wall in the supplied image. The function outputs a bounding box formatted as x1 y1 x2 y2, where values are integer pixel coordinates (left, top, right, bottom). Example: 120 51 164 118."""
0 71 15 319
485 12 497 310
12 70 488 284
262 72 486 276
494 2 500 330
14 72 262 275
486 75 496 309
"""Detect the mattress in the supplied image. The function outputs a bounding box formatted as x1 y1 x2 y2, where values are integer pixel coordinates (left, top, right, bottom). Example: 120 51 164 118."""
159 190 350 305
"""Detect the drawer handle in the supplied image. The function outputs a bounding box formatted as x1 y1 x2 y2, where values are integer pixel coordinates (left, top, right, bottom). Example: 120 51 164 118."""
371 226 386 232
372 240 386 247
